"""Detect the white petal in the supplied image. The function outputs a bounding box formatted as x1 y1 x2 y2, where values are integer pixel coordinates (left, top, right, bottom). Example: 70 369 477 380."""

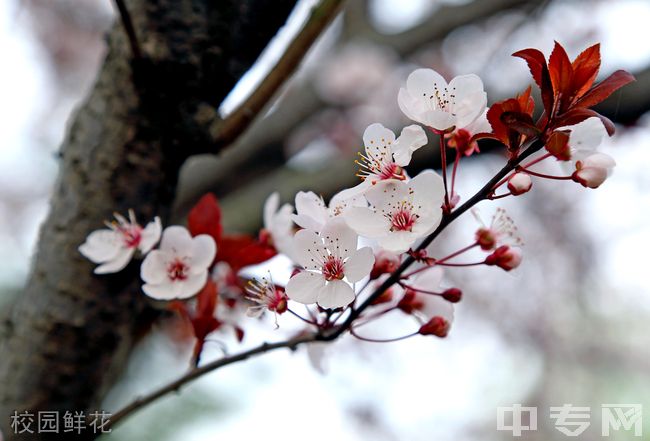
293 229 328 269
392 124 427 166
139 217 162 254
292 213 324 231
317 280 355 309
160 226 193 255
79 230 122 263
344 207 391 238
246 306 266 318
363 123 395 162
377 231 417 253
285 271 325 304
409 170 445 208
344 247 375 283
294 191 328 228
263 192 280 229
425 110 457 131
464 109 491 135
567 117 607 152
406 68 448 101
177 272 209 299
583 152 616 170
94 247 135 274
189 235 217 273
365 179 408 208
142 282 182 300
140 249 169 284
398 87 424 123
449 74 487 128
321 218 358 259
329 187 367 217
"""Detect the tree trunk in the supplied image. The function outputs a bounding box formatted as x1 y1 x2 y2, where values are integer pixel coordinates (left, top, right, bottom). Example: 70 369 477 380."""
0 1 295 439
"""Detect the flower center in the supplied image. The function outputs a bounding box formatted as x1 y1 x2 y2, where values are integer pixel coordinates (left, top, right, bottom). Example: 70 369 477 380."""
355 147 405 184
167 258 189 281
390 208 417 232
322 256 345 281
119 225 142 248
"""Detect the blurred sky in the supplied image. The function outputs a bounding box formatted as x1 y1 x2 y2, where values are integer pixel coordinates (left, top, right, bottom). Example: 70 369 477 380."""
1 1 650 440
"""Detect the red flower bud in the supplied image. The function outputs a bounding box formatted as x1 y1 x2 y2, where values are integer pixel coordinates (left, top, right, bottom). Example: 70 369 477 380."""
507 172 532 196
442 288 462 303
475 227 497 250
397 290 424 314
419 316 450 338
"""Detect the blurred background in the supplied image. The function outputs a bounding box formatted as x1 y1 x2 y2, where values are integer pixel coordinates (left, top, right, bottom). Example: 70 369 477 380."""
1 0 649 440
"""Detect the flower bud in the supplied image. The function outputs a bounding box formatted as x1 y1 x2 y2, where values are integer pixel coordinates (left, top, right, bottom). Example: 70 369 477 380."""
485 245 522 271
442 288 462 303
507 172 532 196
370 288 394 306
572 152 616 189
397 290 424 314
418 316 450 337
370 251 400 280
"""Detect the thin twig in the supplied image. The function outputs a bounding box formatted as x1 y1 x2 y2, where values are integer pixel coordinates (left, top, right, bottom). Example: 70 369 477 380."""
113 0 142 59
211 0 344 148
106 334 316 431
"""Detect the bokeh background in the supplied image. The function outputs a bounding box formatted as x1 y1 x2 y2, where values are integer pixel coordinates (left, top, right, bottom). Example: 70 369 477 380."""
1 0 649 440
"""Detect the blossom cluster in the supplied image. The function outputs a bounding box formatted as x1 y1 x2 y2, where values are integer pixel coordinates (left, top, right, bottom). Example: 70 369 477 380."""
79 42 632 361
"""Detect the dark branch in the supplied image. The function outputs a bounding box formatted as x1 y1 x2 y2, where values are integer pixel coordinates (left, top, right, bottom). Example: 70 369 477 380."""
113 0 142 59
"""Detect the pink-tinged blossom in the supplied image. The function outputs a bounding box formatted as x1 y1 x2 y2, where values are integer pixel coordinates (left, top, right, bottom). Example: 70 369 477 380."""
398 68 487 132
79 209 161 274
445 109 490 156
473 208 524 251
345 170 445 253
573 152 616 188
507 172 533 195
141 226 216 300
263 192 296 258
286 219 374 309
244 274 288 319
292 189 365 232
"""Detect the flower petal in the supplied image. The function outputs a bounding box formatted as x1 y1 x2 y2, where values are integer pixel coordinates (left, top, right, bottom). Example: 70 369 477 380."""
294 191 328 229
177 272 209 299
363 123 395 162
321 218 358 259
263 192 279 229
293 229 328 270
317 280 355 309
409 170 445 209
344 247 375 283
79 230 122 263
139 217 162 254
141 249 169 284
392 124 427 166
95 247 135 274
189 235 217 273
285 271 325 304
344 207 391 238
160 226 193 255
377 231 417 253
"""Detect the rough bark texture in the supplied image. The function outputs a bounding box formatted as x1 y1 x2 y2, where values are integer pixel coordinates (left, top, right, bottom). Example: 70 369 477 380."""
0 1 295 439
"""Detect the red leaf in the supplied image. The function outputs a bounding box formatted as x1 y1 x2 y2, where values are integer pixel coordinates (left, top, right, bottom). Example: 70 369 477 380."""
513 49 553 116
217 235 276 271
188 193 222 243
545 130 571 161
575 70 636 109
556 107 616 136
570 43 601 99
512 48 547 89
196 280 218 319
500 111 540 137
548 41 574 105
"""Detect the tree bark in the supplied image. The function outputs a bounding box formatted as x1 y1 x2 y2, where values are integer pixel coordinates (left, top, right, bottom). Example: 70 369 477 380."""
0 1 296 439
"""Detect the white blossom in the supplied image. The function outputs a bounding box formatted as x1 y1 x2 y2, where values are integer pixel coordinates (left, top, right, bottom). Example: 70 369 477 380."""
286 219 374 309
79 210 161 274
140 226 216 300
345 170 445 253
398 68 487 132
292 188 365 232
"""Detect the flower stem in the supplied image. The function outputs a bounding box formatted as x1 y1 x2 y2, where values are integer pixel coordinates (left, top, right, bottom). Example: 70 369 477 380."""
350 328 418 343
439 133 451 211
